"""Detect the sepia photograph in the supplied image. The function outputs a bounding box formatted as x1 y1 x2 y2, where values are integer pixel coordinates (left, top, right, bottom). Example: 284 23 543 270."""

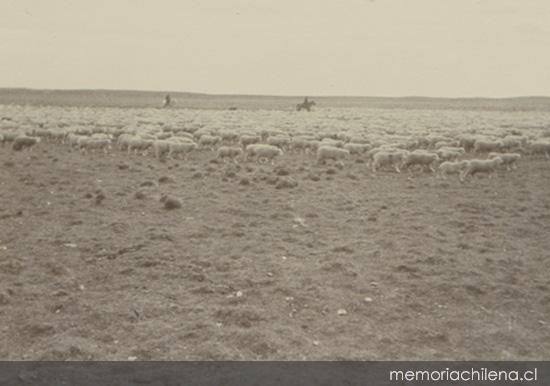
1 0 549 367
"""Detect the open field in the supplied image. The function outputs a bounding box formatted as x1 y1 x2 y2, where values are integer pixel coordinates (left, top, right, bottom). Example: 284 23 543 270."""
2 88 550 111
1 104 550 360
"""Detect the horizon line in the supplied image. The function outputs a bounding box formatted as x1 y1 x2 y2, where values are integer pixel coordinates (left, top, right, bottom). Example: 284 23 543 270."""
1 87 549 100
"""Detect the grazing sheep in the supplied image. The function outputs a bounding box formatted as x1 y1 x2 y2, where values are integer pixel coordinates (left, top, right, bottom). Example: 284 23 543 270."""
473 139 503 153
290 138 320 153
246 144 283 163
436 146 466 161
488 152 521 170
458 135 478 152
240 135 261 148
217 146 243 162
267 136 291 150
199 135 221 149
79 138 111 153
127 137 153 155
316 146 350 165
219 131 239 142
168 141 197 159
402 151 440 172
153 140 172 160
434 140 459 149
320 138 345 148
438 160 470 178
12 136 40 151
117 134 135 151
343 143 371 155
1 131 22 144
529 141 550 158
461 157 503 181
372 150 408 173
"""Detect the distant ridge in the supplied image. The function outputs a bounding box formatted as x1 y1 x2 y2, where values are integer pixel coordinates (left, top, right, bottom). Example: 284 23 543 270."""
1 87 549 111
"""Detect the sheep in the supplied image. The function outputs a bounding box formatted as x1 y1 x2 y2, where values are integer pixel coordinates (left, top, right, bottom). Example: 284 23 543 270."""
473 139 503 153
488 152 521 170
528 141 550 158
127 137 153 155
1 130 22 144
434 140 459 149
240 134 261 148
320 138 345 148
458 135 478 152
267 136 291 150
343 143 371 155
153 140 172 160
117 134 135 151
168 141 197 159
460 157 503 181
402 151 440 173
371 150 408 173
438 160 470 178
316 146 350 165
12 136 40 151
217 146 243 162
219 131 239 143
436 146 466 161
79 138 111 153
246 144 283 163
290 138 320 153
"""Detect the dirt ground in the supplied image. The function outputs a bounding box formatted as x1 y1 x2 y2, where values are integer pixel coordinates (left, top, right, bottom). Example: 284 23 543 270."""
0 143 549 360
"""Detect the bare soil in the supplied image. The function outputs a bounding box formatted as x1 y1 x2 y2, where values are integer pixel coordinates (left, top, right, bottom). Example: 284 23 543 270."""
1 143 549 360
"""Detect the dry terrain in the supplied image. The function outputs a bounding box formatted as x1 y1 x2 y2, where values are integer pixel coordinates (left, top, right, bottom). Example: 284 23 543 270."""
1 136 549 360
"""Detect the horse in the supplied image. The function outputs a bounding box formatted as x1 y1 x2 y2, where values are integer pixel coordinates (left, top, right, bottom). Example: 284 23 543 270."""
296 100 316 112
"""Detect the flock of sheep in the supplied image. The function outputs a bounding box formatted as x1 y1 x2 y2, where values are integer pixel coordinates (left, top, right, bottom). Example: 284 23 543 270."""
1 105 550 182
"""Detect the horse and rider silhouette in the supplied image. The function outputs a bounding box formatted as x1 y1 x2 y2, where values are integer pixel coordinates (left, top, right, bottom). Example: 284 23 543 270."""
296 97 316 112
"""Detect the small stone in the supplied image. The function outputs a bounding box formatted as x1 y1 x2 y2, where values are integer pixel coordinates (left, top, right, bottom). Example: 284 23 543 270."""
337 309 347 316
236 291 243 297
364 297 373 303
162 196 182 210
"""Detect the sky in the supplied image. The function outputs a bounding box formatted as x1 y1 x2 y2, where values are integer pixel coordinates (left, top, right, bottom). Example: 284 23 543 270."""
1 0 549 97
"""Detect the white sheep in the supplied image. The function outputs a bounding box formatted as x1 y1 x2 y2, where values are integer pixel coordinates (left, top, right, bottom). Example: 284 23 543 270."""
320 138 345 148
438 160 470 178
127 137 153 155
12 136 40 151
290 138 320 153
168 141 197 159
402 151 440 172
473 139 503 153
436 146 466 161
460 157 503 181
246 144 283 163
529 141 550 158
219 131 239 143
267 136 291 149
153 140 172 160
199 135 221 149
217 146 243 162
343 143 371 155
488 152 521 170
371 150 408 173
79 138 111 153
240 134 261 148
316 146 350 165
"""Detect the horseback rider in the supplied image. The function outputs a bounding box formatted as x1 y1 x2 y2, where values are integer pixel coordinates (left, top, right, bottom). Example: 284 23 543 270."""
163 94 171 108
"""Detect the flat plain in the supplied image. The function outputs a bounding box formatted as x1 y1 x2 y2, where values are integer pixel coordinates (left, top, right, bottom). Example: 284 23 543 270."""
1 98 549 360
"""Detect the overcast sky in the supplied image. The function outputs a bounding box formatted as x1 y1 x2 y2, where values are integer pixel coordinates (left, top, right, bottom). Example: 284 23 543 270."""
1 0 549 97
